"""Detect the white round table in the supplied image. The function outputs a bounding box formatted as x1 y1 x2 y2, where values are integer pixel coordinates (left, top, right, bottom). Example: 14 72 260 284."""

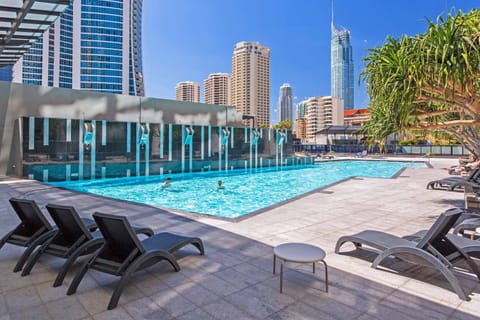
273 242 328 293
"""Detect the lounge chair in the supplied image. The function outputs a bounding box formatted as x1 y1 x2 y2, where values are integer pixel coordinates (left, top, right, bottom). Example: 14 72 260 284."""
20 204 154 287
0 198 94 272
335 208 480 301
356 150 368 158
426 167 480 191
67 212 204 310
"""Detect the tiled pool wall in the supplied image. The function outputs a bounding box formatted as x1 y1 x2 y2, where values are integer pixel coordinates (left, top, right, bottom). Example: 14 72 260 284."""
22 117 298 181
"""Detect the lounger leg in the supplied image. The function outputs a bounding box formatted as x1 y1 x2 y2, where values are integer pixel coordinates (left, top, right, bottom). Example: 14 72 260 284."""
191 238 205 255
373 247 469 301
53 240 103 287
0 229 16 250
21 238 53 276
13 230 56 272
66 256 94 295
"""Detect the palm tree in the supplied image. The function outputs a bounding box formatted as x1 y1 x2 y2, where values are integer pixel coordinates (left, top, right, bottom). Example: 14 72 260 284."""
361 9 480 157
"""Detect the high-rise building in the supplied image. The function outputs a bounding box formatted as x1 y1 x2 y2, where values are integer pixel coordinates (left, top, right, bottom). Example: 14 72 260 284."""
295 101 307 139
304 96 344 139
277 83 293 123
0 66 13 82
331 23 354 110
231 41 270 127
204 73 230 105
12 0 144 96
175 81 200 103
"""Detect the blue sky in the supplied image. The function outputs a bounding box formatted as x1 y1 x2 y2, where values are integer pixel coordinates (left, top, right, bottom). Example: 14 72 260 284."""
143 0 478 122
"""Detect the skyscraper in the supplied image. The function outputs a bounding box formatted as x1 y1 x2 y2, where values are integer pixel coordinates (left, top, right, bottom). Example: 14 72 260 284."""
277 83 293 123
231 41 270 127
175 81 200 103
12 0 144 96
331 23 354 110
204 73 230 105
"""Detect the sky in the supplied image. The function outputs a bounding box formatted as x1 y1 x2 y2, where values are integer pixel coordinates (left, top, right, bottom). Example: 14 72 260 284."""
142 0 479 123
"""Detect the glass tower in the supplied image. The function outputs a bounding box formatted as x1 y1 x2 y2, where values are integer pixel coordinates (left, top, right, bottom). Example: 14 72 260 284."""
13 0 144 96
331 23 354 110
277 83 293 123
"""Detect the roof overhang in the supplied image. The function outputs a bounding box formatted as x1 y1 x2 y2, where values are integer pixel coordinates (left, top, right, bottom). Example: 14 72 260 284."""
0 0 71 67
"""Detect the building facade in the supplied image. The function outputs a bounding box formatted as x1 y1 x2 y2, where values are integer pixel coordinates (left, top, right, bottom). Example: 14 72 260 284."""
175 81 200 103
277 83 293 123
331 23 354 110
231 41 270 127
304 96 344 140
12 0 144 96
295 101 307 139
204 73 230 105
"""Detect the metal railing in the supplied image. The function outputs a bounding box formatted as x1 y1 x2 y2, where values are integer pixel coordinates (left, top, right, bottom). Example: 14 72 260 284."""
293 144 469 156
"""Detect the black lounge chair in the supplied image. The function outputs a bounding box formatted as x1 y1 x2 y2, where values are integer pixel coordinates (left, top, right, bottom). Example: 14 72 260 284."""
426 167 480 191
67 212 204 310
335 208 480 301
20 204 154 287
0 198 94 272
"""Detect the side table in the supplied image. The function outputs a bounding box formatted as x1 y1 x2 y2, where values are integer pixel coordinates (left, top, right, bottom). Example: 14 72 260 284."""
273 242 328 293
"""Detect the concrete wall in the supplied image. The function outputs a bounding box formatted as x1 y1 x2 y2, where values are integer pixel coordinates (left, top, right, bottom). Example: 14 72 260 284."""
0 81 244 176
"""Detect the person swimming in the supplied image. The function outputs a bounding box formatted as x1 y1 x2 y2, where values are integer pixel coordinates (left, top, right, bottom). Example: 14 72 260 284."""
217 180 224 190
161 177 171 188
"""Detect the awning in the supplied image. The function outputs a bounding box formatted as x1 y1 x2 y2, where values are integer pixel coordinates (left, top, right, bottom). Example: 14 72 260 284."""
0 0 71 66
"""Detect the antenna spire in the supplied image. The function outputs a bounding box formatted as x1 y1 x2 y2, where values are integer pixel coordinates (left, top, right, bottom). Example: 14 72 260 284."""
331 0 335 31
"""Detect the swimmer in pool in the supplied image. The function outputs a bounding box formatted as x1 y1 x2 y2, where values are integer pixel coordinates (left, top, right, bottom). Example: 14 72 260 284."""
217 180 225 190
161 177 171 188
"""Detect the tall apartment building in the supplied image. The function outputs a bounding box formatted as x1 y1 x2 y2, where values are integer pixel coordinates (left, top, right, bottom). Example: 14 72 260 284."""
304 96 344 139
231 41 270 127
277 83 293 123
204 73 230 105
331 23 354 110
12 0 144 96
175 81 200 103
295 101 307 139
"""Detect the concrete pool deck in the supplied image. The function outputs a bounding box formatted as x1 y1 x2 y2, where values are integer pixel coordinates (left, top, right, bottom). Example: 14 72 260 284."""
0 157 479 319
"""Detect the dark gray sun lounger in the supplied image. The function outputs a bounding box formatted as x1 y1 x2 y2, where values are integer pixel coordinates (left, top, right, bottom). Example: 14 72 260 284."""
426 168 480 191
67 212 204 310
20 204 154 287
335 208 480 301
0 198 94 272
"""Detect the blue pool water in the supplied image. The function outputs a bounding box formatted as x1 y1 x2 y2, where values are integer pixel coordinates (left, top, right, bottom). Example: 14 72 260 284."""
50 160 425 219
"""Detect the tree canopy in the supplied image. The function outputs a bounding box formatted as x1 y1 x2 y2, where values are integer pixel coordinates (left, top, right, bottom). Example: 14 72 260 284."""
361 9 480 157
272 118 292 130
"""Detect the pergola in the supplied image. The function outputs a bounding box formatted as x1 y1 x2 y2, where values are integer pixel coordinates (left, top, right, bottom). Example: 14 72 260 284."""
0 0 71 66
314 125 364 144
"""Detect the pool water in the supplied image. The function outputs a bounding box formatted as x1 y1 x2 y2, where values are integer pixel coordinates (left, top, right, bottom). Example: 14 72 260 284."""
50 160 425 219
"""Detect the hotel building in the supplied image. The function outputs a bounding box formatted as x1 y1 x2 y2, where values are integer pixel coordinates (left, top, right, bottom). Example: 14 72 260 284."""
231 41 270 127
304 96 344 140
175 81 200 103
204 73 230 105
12 0 144 96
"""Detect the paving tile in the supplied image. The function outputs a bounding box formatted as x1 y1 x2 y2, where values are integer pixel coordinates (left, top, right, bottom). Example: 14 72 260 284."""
173 282 220 307
202 300 254 320
45 296 89 320
267 302 336 320
91 308 134 320
4 286 42 313
9 303 51 320
175 308 216 320
150 288 196 317
124 297 173 320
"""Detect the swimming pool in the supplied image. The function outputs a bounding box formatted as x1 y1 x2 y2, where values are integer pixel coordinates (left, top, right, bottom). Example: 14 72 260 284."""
50 160 425 219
